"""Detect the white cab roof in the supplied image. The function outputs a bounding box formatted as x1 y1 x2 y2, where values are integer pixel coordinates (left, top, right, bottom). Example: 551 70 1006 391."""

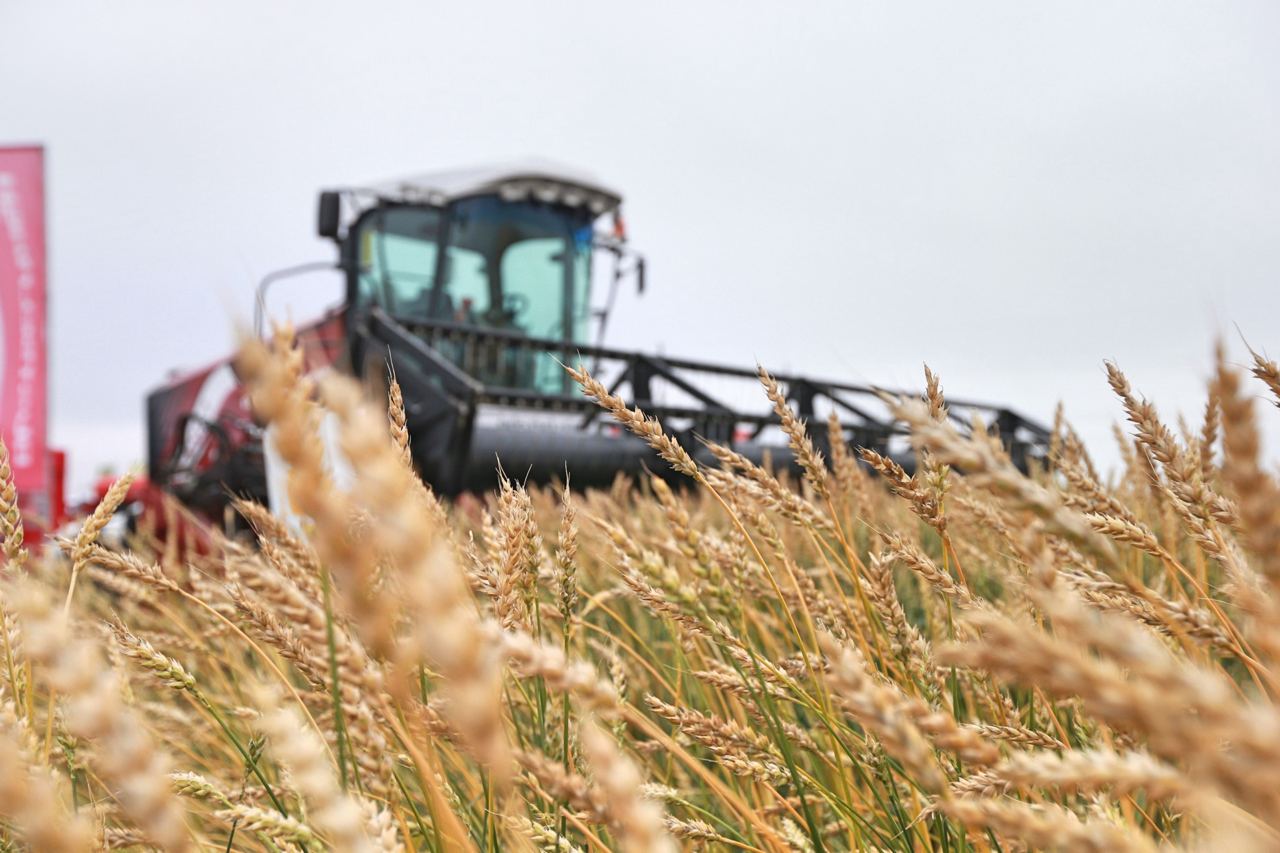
362 158 622 214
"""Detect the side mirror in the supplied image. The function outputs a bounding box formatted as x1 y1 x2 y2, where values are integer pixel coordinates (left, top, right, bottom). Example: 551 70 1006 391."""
635 256 646 294
317 191 341 240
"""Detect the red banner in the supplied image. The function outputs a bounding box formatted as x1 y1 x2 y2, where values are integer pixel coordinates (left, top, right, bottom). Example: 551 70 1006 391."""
0 146 49 521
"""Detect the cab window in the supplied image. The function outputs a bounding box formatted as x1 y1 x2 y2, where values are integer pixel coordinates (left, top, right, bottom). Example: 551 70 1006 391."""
356 207 442 315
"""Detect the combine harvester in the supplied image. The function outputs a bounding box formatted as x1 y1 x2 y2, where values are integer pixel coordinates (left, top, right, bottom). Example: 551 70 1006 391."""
144 161 1050 521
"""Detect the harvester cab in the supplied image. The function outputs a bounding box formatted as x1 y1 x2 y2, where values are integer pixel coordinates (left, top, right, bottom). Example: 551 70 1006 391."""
318 162 641 401
146 160 1051 522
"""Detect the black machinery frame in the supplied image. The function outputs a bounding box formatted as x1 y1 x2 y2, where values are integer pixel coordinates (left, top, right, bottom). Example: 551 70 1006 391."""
360 307 1051 496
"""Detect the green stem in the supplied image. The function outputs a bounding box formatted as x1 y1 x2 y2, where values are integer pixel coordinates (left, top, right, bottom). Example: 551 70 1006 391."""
320 569 352 791
193 689 290 818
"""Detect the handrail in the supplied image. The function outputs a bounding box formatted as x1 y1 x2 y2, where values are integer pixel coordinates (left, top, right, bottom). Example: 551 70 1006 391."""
373 310 1049 469
385 311 1049 435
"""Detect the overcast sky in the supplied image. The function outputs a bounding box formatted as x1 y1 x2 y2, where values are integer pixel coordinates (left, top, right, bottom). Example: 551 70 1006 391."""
2 1 1279 496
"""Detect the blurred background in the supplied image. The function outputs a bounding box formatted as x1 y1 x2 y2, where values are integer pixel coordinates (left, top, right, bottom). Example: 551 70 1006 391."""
1 1 1278 497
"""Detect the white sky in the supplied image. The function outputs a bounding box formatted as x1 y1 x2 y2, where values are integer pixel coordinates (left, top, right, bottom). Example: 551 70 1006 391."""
2 1 1279 497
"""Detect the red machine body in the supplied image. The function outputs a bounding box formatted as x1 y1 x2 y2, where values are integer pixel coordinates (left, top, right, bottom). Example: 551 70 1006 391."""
143 309 347 524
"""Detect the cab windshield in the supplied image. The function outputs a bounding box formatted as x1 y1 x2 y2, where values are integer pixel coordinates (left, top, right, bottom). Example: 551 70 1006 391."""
356 198 594 344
